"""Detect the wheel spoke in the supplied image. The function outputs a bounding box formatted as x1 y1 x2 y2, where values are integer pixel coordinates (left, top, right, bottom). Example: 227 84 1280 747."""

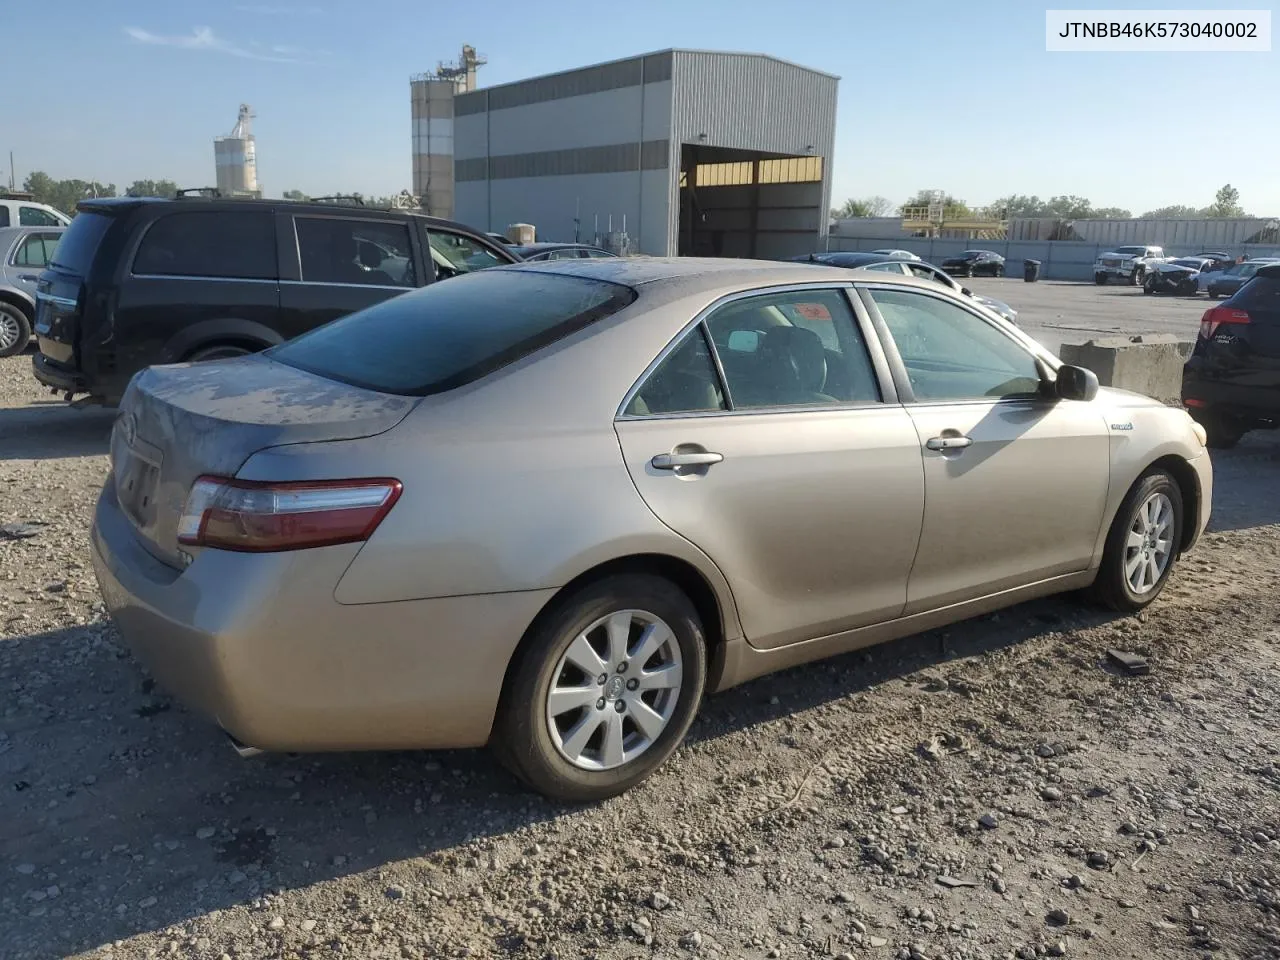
605 611 632 668
601 711 625 767
630 621 672 668
637 662 682 692
563 633 606 676
559 710 604 761
547 684 600 717
629 699 667 740
1126 530 1145 550
1124 552 1144 580
1147 556 1160 587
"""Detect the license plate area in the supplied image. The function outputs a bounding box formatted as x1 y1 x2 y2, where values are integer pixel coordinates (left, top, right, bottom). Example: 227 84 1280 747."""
113 435 163 530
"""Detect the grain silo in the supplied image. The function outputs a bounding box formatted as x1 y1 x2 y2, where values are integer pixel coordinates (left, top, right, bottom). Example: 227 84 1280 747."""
411 45 485 218
214 104 262 198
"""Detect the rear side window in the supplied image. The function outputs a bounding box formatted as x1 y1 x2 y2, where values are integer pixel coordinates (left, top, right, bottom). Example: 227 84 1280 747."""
1231 275 1280 317
133 211 276 279
270 269 637 396
12 234 59 267
297 217 416 287
0 208 9 227
19 206 62 227
49 212 113 274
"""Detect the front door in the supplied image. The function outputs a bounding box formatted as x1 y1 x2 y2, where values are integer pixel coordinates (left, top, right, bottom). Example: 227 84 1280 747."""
614 285 925 650
862 286 1110 613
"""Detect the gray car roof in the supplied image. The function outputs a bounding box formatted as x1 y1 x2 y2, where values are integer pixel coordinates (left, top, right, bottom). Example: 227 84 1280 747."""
507 256 858 289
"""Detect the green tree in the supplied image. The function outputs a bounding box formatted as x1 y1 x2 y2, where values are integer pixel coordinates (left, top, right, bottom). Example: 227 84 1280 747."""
1091 206 1132 219
1205 183 1244 218
899 191 971 219
1139 204 1203 218
281 189 309 201
987 194 1047 218
125 179 179 199
22 172 116 214
832 197 872 219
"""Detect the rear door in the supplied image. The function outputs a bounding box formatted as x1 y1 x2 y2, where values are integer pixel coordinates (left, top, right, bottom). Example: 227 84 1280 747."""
1209 274 1280 411
614 284 925 650
123 208 280 364
35 210 117 367
10 230 60 296
278 214 419 336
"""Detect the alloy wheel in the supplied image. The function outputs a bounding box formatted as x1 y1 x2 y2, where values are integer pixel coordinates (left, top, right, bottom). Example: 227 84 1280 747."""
545 609 683 771
0 311 21 352
1124 492 1174 595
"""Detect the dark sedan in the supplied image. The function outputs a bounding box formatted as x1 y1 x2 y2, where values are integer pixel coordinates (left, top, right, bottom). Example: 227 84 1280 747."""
792 251 1018 325
940 249 1006 277
508 242 617 262
1207 259 1280 299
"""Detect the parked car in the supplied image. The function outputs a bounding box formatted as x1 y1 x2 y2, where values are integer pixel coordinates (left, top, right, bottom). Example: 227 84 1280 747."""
91 258 1211 801
868 248 921 261
1206 258 1280 299
30 196 518 404
1182 262 1280 448
508 242 618 261
940 250 1006 277
1093 245 1168 285
0 194 71 229
793 251 1019 325
1144 257 1212 296
0 225 64 357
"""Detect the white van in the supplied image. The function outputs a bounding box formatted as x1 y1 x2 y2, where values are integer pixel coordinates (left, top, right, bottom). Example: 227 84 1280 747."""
0 196 71 228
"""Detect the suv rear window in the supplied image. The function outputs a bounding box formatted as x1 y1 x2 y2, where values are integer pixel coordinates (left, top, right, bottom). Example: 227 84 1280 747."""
133 210 276 280
1231 274 1280 315
270 269 637 396
49 212 113 274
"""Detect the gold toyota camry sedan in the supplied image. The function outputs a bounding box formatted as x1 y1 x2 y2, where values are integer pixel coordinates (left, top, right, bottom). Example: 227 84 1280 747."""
91 258 1212 801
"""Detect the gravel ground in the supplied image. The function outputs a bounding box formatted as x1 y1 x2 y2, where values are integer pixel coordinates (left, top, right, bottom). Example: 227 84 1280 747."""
2 348 1279 960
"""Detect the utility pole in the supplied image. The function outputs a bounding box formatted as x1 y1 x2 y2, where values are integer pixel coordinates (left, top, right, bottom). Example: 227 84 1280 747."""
8 152 14 191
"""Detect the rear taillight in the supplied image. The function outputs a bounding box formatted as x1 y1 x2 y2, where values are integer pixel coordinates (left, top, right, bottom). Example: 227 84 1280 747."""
177 477 402 552
1199 305 1251 339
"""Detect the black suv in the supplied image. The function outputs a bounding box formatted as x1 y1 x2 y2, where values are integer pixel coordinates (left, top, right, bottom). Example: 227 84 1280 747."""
1182 262 1280 448
32 197 519 404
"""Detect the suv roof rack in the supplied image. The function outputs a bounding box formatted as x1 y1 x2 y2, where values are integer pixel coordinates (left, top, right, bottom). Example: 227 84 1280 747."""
176 187 223 198
0 190 37 201
309 195 366 207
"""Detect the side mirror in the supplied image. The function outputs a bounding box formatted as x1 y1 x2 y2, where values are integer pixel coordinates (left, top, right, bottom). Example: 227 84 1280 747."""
1053 363 1099 402
961 286 973 296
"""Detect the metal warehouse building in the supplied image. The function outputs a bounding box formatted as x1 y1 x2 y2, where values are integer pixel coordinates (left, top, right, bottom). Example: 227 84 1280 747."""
452 49 839 258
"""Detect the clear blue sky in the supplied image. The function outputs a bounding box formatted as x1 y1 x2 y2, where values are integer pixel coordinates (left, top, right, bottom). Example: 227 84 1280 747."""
2 0 1276 215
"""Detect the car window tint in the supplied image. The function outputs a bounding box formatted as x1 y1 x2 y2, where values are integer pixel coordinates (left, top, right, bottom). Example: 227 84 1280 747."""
548 249 580 260
705 289 881 408
13 234 58 267
587 249 614 258
134 211 276 279
0 208 9 227
870 289 1042 401
907 263 947 285
297 217 413 287
425 228 506 279
19 206 62 227
1232 276 1280 317
865 262 906 274
271 270 636 397
625 326 726 417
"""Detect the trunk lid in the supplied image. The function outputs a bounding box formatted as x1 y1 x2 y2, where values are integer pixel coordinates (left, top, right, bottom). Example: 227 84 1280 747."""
110 354 417 568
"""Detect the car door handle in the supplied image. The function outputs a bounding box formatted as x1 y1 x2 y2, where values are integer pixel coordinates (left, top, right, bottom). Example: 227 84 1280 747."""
651 451 724 469
925 435 973 451
18 275 39 282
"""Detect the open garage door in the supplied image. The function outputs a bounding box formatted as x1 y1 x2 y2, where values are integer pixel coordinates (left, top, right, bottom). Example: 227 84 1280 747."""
678 144 824 260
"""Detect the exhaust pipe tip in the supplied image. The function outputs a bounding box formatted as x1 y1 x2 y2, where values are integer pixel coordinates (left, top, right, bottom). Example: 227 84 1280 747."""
224 730 265 759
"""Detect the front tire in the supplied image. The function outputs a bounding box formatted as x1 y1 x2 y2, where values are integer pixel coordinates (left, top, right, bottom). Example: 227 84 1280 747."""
1089 470 1184 612
1095 273 1108 285
492 574 707 802
1130 267 1145 286
0 303 32 358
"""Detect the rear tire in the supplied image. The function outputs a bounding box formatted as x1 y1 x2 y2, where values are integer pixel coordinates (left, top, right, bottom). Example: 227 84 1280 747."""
1089 469 1184 613
1094 273 1107 285
1194 410 1246 449
0 303 32 358
492 574 707 802
1130 268 1144 286
185 344 254 363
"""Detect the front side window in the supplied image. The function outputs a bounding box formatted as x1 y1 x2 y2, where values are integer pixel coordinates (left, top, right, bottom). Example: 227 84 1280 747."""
869 289 1043 402
907 262 949 287
625 327 726 416
134 211 276 279
13 234 59 267
19 206 62 227
297 217 414 287
425 228 507 279
587 249 614 258
865 262 907 274
0 207 9 227
548 249 585 260
704 289 881 408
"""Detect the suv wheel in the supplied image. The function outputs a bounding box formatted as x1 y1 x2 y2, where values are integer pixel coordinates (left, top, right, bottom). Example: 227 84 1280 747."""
493 574 707 802
0 303 32 358
1094 273 1107 285
1130 267 1145 286
1089 469 1183 612
1194 410 1247 449
186 344 253 363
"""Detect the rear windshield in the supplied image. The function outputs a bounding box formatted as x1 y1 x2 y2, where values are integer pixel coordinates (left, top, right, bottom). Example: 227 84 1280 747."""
1231 275 1280 314
269 268 637 396
49 212 113 274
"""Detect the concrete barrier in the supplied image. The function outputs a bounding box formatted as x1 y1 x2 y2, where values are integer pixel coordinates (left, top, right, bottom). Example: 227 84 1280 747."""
1058 335 1194 403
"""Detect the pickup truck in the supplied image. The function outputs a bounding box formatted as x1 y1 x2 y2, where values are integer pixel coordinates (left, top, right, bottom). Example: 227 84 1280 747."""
1093 245 1170 286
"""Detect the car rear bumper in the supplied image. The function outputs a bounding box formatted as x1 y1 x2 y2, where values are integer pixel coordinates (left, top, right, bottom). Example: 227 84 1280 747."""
90 481 555 752
31 351 87 394
1183 367 1280 421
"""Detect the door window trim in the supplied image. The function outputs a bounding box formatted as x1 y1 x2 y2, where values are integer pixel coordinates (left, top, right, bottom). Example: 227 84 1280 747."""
616 281 900 421
856 283 1059 408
